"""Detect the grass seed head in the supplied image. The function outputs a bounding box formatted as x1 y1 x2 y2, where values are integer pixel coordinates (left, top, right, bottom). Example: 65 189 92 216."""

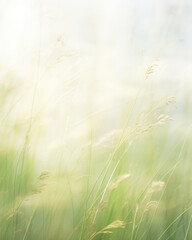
110 174 131 190
103 220 126 230
148 181 165 194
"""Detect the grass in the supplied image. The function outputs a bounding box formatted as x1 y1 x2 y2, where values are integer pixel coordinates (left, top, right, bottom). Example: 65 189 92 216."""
0 44 192 240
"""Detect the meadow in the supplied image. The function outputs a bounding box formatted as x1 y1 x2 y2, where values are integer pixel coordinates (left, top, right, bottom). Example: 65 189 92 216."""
0 59 192 240
1 1 192 239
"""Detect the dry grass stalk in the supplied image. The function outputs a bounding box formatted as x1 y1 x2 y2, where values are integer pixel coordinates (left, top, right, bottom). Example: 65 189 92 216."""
110 174 131 190
89 220 126 240
93 94 175 151
144 59 159 81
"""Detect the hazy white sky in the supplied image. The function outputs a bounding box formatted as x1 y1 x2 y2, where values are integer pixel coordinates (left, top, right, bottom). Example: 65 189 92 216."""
1 0 191 59
0 0 192 89
0 0 191 161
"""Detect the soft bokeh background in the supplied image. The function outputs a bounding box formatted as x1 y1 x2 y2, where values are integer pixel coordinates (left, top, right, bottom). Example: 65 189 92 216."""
0 0 192 165
1 1 192 240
